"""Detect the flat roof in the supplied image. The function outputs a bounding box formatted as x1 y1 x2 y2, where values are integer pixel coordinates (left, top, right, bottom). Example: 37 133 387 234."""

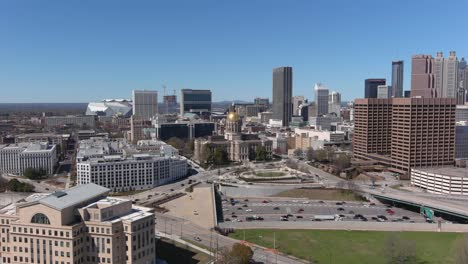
412 167 468 178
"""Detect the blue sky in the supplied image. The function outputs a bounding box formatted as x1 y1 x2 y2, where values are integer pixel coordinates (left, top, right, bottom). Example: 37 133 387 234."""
1 0 468 103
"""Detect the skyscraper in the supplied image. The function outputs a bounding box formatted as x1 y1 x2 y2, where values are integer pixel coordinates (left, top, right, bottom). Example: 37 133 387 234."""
314 83 329 116
411 54 436 98
354 97 456 176
272 66 293 126
391 60 404 98
377 85 391 99
364 79 386 98
180 89 212 116
442 51 459 98
434 52 444 97
458 58 468 105
132 90 158 120
292 96 305 115
328 91 341 116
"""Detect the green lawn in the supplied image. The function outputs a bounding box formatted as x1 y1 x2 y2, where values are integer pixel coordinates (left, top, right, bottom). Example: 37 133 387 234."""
229 229 463 264
274 188 365 201
254 171 286 177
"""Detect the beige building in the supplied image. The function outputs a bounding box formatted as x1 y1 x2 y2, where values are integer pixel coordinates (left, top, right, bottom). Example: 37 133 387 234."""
0 184 155 264
194 109 272 162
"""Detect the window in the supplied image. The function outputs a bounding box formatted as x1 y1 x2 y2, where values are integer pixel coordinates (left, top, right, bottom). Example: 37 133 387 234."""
31 214 50 225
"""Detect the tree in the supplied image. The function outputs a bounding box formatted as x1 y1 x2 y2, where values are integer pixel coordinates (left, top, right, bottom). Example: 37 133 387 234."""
315 149 328 162
456 234 468 264
7 179 34 192
325 147 336 162
306 147 315 161
293 148 303 158
385 233 417 264
213 148 228 165
334 154 351 171
256 146 268 161
23 168 47 180
218 243 254 264
166 137 185 151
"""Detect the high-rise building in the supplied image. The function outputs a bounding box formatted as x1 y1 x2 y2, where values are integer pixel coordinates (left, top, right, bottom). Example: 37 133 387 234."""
132 90 158 120
328 91 341 116
434 52 445 97
254 97 270 106
458 58 467 105
364 79 386 98
0 184 156 264
272 67 293 126
354 98 456 176
377 85 391 99
391 60 404 98
411 54 436 98
163 95 177 113
180 89 212 115
292 96 305 116
314 83 329 116
442 51 459 98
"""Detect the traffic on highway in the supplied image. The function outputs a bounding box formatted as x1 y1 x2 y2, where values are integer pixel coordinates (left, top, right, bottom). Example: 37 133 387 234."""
220 196 426 224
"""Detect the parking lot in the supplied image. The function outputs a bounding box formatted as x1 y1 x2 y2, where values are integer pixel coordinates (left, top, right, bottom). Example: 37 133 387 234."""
220 197 426 223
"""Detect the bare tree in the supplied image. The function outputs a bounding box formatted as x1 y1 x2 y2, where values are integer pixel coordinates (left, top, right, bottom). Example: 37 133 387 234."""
456 234 468 264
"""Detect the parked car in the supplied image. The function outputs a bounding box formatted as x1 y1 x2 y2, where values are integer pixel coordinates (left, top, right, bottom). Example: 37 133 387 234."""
337 207 344 211
273 207 280 210
402 216 410 220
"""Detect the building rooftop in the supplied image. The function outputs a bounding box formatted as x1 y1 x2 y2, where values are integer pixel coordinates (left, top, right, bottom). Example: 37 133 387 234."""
413 167 468 178
36 183 110 211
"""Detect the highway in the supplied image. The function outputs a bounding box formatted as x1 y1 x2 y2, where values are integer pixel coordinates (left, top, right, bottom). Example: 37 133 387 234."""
220 197 425 224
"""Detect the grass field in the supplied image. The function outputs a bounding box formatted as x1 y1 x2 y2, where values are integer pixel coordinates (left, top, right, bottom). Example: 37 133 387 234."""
156 238 210 264
254 171 286 177
274 188 364 201
229 229 463 264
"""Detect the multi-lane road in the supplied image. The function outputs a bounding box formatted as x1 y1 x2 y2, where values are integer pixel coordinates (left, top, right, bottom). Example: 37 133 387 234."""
220 197 425 224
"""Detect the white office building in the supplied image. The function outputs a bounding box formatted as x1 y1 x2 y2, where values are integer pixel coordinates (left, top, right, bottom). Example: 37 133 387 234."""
0 143 57 176
328 91 341 116
377 85 391 99
76 138 187 191
77 154 187 192
132 90 158 121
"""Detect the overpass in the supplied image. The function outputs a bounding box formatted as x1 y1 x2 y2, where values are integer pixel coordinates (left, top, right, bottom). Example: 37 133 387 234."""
366 188 468 222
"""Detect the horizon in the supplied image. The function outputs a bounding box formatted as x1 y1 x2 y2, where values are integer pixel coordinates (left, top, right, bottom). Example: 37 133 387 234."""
2 0 468 103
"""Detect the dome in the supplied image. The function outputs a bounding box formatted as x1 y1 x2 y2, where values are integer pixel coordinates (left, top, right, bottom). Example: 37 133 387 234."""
228 112 240 121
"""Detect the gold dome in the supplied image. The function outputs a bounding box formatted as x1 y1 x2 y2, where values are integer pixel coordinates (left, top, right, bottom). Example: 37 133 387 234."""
228 112 240 121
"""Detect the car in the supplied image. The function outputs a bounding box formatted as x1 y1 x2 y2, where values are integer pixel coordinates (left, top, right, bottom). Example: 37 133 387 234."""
361 217 368 221
237 208 243 210
273 207 280 210
337 207 344 211
292 200 298 203
262 200 269 203
296 215 304 219
335 202 343 205
45 188 49 191
170 189 174 192
377 215 388 220
245 209 253 212
256 217 264 221
298 208 304 212
231 212 236 215
134 199 140 202
243 204 248 207
244 199 249 202
232 215 238 218
246 216 254 221
224 218 231 222
339 214 346 218
370 203 376 206
302 201 310 204
280 217 288 221
386 209 395 215
287 214 293 217
371 217 378 221
222 208 228 211
181 184 185 186
318 201 324 203
402 216 410 220
194 236 202 242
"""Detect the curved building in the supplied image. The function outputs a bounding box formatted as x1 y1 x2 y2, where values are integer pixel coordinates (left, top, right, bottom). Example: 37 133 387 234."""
85 100 133 117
